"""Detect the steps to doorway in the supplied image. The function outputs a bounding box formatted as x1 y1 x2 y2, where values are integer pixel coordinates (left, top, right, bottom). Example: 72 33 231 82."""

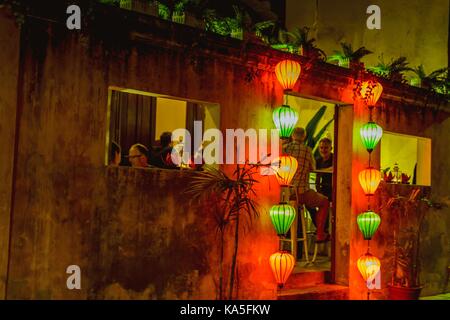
277 268 349 300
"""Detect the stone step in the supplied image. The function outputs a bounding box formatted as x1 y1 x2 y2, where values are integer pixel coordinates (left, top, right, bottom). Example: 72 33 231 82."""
283 270 328 290
277 284 349 300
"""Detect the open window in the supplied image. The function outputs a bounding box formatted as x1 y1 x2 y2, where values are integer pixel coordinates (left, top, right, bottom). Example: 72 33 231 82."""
380 132 431 186
105 87 220 167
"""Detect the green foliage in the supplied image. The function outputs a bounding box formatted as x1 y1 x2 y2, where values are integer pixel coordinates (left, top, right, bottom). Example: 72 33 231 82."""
303 106 334 158
186 162 266 299
99 0 120 5
204 9 231 36
411 65 449 95
328 42 372 65
368 56 412 79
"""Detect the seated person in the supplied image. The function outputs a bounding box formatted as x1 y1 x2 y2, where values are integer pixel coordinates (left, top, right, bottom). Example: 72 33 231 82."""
151 132 178 169
109 141 121 166
128 143 152 168
307 138 333 233
283 128 330 244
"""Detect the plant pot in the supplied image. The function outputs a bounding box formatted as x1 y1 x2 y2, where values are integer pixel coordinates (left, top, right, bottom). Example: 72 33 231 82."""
172 11 185 24
387 285 422 300
338 58 350 68
410 77 421 87
120 0 157 16
230 27 243 40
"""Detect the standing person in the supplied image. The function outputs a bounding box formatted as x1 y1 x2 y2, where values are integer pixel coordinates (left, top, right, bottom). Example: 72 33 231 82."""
128 143 151 168
283 127 330 243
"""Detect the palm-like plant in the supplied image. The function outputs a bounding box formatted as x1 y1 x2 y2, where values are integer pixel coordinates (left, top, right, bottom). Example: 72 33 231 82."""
185 162 266 300
411 65 449 92
285 27 326 60
304 105 334 158
368 56 413 81
328 42 372 67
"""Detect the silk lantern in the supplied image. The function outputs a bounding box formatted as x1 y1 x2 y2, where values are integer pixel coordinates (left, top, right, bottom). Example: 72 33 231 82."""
269 251 295 288
359 80 383 108
357 252 381 282
357 210 381 240
269 203 296 236
272 155 298 187
358 167 381 196
272 105 299 139
360 121 383 153
275 59 301 91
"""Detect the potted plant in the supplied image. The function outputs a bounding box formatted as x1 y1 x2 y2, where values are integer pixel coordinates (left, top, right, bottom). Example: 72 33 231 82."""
251 20 276 44
185 162 267 299
285 27 326 60
410 65 449 91
119 0 158 16
385 189 444 299
203 9 231 36
327 42 372 69
368 56 413 83
270 29 298 54
225 5 246 40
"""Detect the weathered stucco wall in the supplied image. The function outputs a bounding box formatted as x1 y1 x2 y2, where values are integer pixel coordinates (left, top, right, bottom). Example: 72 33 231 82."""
349 96 450 299
4 5 283 299
1 2 449 300
286 0 448 74
0 8 21 299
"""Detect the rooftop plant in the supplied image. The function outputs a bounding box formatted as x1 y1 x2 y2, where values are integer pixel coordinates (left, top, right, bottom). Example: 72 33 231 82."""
367 56 412 82
327 42 372 67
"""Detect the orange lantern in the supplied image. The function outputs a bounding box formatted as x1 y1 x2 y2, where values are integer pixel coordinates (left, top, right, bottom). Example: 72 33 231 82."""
272 155 298 186
358 167 381 196
357 252 381 283
269 251 295 288
359 80 383 108
275 60 301 91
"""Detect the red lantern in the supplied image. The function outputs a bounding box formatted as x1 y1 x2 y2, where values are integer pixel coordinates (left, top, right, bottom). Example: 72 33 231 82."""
358 167 381 196
269 251 295 288
357 252 381 283
359 80 383 108
275 60 301 91
272 155 298 187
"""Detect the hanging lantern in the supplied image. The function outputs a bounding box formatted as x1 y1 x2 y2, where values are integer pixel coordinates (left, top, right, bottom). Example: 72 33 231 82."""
357 252 381 283
275 59 301 91
272 105 299 139
359 80 383 107
360 121 383 153
358 167 381 195
269 251 295 288
269 203 296 236
272 155 298 187
357 210 381 240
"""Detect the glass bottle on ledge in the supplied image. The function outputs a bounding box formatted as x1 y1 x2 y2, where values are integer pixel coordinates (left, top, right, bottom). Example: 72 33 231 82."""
393 162 401 184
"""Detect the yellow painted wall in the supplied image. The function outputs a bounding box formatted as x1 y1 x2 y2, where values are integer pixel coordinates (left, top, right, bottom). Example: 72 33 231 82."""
287 95 335 153
155 97 187 140
286 0 448 77
380 132 431 185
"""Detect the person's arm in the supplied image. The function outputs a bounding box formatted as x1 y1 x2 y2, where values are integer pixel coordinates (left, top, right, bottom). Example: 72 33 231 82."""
309 148 316 171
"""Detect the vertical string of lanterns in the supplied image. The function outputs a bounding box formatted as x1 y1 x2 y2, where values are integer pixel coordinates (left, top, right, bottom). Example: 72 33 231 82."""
268 59 301 289
356 80 383 300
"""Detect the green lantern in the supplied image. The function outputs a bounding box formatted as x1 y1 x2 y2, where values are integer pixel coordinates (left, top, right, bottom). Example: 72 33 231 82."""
269 203 296 236
360 121 383 153
273 105 299 139
357 210 381 240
